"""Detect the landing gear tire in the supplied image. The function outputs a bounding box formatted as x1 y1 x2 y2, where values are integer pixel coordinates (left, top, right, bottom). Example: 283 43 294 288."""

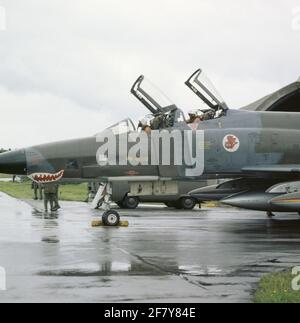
179 197 197 210
102 210 120 226
122 196 139 209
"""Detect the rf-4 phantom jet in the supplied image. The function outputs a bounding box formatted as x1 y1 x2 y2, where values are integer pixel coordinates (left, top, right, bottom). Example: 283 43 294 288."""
1 69 300 225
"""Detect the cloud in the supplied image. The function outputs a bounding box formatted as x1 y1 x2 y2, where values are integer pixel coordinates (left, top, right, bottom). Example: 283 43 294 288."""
0 86 115 148
0 0 299 148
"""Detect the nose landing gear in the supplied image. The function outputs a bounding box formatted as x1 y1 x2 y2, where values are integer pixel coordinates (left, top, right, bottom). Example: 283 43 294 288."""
92 182 121 227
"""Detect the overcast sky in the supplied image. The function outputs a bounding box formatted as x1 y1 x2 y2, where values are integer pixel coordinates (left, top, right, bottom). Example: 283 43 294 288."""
0 0 300 148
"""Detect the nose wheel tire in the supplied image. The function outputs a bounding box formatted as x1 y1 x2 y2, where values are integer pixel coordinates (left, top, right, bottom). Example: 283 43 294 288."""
102 210 120 226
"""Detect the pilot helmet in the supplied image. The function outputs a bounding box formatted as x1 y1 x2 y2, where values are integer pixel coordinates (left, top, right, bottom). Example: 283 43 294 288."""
188 109 204 118
138 115 152 129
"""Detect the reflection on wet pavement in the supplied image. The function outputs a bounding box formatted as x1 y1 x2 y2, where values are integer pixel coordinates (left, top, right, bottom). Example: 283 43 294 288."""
0 192 300 303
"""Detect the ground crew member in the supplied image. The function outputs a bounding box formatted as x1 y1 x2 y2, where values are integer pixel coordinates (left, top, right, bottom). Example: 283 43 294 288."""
43 183 57 212
86 182 93 202
53 184 61 211
32 182 43 200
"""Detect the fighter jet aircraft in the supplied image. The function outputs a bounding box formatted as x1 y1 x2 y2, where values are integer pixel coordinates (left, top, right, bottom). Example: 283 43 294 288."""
0 69 300 225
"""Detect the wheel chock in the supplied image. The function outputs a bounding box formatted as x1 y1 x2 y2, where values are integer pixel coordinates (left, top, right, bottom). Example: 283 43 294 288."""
91 220 129 227
203 202 218 208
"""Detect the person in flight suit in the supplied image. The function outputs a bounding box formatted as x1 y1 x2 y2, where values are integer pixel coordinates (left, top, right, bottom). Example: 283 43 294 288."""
43 183 57 212
52 184 61 211
187 108 216 124
187 109 205 124
138 117 152 134
32 181 43 200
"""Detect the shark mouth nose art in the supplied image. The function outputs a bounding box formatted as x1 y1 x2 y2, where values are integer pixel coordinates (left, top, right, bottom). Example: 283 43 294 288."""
28 170 65 184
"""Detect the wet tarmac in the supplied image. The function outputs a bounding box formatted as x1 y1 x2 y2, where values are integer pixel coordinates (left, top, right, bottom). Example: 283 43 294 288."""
0 191 300 303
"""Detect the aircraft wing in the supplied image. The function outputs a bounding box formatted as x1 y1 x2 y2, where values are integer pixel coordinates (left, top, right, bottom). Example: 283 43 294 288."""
242 165 300 174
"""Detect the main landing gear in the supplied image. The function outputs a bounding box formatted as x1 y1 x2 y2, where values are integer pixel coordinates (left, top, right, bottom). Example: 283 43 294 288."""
92 182 121 226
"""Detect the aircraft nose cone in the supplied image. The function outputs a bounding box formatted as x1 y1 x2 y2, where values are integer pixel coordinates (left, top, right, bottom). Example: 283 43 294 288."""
221 191 277 211
0 150 27 175
221 192 259 208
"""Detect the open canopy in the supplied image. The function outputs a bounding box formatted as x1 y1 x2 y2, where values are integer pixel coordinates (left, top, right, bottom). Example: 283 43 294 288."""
185 69 228 112
131 75 185 129
131 75 177 115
